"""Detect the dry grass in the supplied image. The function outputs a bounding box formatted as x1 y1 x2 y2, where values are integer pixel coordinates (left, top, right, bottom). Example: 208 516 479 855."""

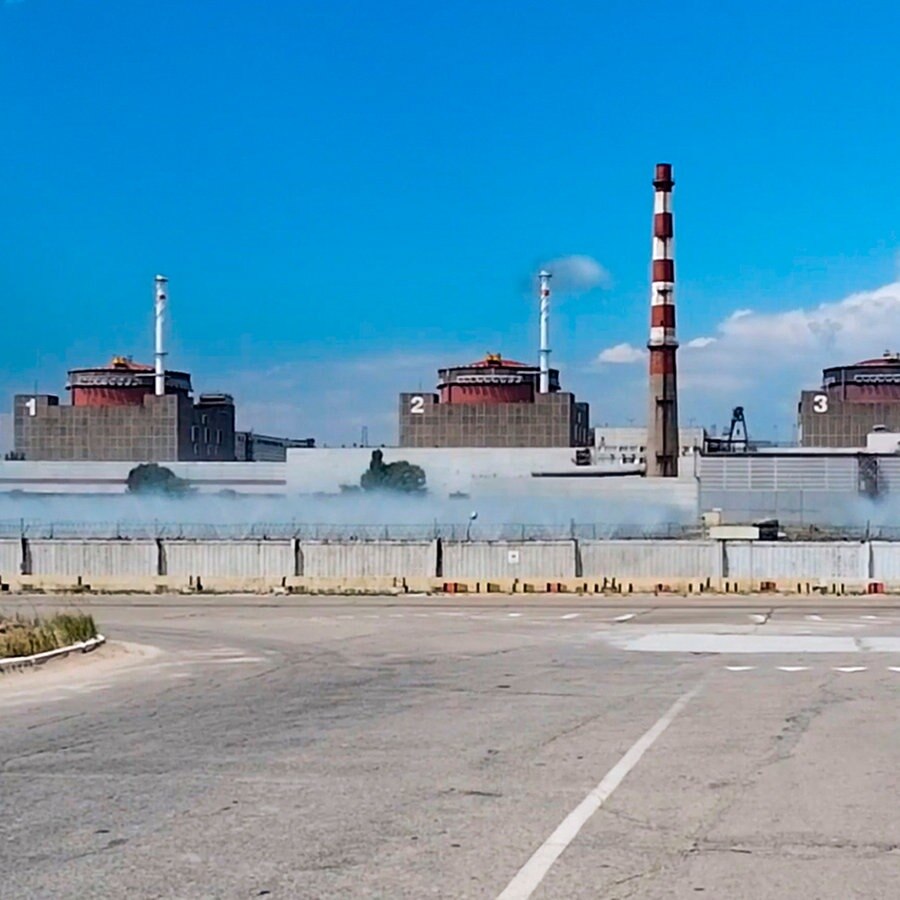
0 612 98 659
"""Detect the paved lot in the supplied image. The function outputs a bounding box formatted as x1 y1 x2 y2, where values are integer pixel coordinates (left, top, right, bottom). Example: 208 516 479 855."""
3 595 900 899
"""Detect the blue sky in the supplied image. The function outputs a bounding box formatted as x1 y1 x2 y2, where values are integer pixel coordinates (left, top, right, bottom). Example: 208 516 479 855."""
3 0 900 445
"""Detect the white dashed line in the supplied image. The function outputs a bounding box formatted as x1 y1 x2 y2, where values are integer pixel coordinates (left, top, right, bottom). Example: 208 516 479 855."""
725 666 756 672
508 613 523 618
749 614 767 624
805 615 823 621
560 613 581 620
777 666 810 672
889 667 900 673
833 666 867 673
614 613 636 623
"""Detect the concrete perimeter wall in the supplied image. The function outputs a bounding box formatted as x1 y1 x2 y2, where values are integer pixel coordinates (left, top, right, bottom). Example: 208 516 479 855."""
442 541 576 579
5 537 900 592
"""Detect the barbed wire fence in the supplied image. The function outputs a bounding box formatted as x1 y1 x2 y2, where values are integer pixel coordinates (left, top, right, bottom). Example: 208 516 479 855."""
0 520 893 541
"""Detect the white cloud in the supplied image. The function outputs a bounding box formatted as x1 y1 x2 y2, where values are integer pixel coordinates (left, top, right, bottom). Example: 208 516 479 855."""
676 280 900 430
589 279 900 434
540 255 610 294
596 342 645 364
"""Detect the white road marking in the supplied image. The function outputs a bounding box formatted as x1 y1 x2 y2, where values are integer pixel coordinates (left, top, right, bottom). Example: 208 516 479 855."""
725 666 756 672
496 684 701 900
612 634 858 654
834 666 867 673
614 613 636 622
888 667 900 673
777 666 810 672
508 613 523 618
560 613 580 620
805 615 823 621
861 615 880 621
749 614 768 624
197 656 265 665
859 637 900 652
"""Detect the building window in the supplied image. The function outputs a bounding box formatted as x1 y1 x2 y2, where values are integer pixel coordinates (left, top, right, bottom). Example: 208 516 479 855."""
203 427 210 443
191 425 199 442
192 443 199 457
216 429 223 445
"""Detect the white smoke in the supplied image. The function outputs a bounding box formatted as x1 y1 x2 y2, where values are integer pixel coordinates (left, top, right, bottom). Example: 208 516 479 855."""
540 255 610 294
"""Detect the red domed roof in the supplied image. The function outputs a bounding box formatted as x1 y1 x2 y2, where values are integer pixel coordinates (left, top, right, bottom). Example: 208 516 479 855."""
465 354 531 369
854 354 900 367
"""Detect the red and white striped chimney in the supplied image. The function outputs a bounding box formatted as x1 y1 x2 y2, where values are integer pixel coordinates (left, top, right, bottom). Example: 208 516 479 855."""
646 162 679 477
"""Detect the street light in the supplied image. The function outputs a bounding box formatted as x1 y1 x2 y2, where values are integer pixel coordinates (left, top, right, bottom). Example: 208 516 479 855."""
466 511 478 541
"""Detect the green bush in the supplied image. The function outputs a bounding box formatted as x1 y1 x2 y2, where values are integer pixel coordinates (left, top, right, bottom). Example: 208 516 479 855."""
126 463 191 496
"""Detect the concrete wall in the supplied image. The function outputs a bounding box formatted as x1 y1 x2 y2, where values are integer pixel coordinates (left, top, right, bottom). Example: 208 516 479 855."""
725 541 869 582
0 460 285 493
581 540 722 580
27 539 157 577
4 536 900 590
442 541 576 579
0 540 22 576
300 541 436 578
163 540 295 578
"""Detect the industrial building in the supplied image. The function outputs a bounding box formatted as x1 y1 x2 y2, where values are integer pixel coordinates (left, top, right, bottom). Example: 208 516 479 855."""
399 353 591 448
798 352 900 447
11 275 310 464
14 358 236 462
235 432 316 462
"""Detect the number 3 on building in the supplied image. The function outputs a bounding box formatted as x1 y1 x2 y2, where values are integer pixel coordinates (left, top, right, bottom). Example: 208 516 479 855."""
410 396 425 414
812 394 828 414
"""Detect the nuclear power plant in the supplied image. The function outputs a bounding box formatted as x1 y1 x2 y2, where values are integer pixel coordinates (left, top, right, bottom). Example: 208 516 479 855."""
3 162 900 525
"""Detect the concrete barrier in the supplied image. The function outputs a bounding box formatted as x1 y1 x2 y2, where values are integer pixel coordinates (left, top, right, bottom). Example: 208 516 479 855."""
299 541 436 578
580 540 722 582
27 539 157 577
162 540 296 579
1 536 898 594
441 541 576 580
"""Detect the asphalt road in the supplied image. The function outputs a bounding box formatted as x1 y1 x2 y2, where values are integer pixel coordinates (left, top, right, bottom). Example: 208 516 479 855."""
3 595 900 899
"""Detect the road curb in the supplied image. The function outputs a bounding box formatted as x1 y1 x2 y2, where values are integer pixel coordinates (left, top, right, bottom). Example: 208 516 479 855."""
0 634 107 672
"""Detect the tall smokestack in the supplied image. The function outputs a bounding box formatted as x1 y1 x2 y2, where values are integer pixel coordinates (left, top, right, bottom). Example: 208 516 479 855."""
154 274 168 397
539 269 552 393
646 163 679 477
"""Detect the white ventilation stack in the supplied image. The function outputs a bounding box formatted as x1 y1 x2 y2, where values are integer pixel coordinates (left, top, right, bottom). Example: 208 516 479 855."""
539 269 552 393
154 274 168 397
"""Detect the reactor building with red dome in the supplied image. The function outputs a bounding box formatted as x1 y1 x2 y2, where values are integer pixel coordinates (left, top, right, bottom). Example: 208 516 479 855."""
399 353 591 448
14 356 236 462
798 352 900 446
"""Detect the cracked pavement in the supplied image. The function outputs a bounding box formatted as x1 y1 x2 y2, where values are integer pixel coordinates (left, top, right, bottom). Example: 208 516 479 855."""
2 596 900 898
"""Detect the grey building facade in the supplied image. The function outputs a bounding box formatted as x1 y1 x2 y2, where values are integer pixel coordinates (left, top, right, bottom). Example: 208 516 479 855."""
399 390 590 448
14 391 236 462
799 354 900 447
